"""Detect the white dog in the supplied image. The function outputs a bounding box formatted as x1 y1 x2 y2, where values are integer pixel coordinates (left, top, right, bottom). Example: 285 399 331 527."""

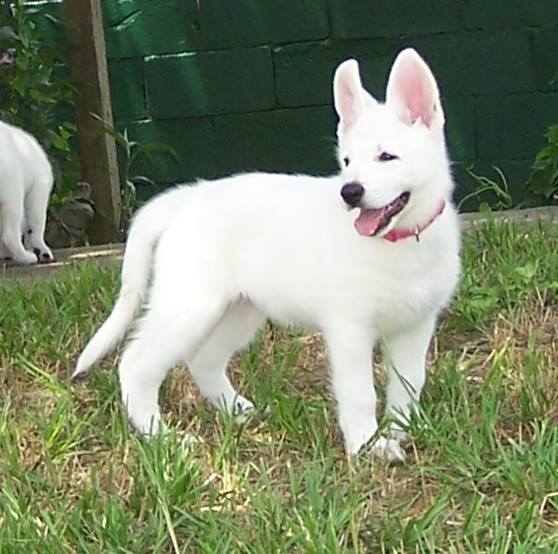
0 120 54 264
75 49 460 461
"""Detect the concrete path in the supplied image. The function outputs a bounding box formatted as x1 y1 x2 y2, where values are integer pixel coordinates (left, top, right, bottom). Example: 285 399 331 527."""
1 243 123 283
1 206 556 283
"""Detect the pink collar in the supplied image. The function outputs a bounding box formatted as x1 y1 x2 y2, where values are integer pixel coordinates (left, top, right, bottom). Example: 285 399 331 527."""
383 200 446 243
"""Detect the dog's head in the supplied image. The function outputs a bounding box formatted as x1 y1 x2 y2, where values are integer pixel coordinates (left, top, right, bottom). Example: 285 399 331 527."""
333 49 452 238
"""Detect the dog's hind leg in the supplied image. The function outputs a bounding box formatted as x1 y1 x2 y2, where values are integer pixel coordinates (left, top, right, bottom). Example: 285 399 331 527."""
118 288 231 436
23 177 53 262
186 299 265 421
383 315 436 442
0 183 37 265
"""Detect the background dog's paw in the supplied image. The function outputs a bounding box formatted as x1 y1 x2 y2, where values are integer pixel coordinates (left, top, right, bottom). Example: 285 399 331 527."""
371 437 406 464
33 246 54 263
15 250 39 265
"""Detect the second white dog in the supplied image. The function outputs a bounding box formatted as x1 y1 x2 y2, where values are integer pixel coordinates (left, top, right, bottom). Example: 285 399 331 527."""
0 120 54 264
75 49 460 461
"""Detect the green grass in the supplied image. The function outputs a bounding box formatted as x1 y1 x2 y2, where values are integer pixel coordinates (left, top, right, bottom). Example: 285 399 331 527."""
0 219 557 553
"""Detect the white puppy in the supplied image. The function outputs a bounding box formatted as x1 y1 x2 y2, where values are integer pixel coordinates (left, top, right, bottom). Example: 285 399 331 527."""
0 120 54 264
75 49 460 461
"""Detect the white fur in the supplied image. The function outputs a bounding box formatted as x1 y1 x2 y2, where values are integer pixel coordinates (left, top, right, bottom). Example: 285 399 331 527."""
76 49 460 461
0 120 54 264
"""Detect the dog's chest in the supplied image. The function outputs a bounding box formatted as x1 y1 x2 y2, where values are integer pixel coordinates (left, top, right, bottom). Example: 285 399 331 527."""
249 231 458 334
371 259 450 333
366 237 459 333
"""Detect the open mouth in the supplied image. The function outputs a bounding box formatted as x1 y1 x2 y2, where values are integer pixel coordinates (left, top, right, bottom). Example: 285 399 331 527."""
354 191 410 237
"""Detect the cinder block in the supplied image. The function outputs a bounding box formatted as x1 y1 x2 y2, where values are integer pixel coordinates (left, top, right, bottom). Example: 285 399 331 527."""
331 0 463 39
463 0 558 30
444 96 476 162
214 106 338 175
103 0 202 58
533 30 558 92
145 48 275 118
108 58 146 122
274 40 399 108
475 93 558 160
275 30 533 109
121 118 217 184
198 0 329 50
409 31 534 95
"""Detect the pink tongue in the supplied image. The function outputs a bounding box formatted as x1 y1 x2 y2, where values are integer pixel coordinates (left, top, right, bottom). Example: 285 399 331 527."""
354 208 386 236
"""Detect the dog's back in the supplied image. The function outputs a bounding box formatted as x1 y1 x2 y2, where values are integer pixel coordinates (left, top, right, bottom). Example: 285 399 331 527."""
0 121 52 192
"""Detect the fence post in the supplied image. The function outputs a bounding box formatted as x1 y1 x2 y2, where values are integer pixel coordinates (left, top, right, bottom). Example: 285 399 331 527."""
63 0 121 244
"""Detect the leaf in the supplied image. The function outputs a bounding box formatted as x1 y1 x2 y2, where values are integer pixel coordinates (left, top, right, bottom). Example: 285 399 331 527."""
130 142 181 166
130 175 157 188
41 13 62 26
0 25 17 41
90 112 129 150
524 122 558 203
515 262 538 281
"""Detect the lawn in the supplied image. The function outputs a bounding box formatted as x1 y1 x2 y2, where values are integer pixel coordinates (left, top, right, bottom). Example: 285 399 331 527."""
0 219 557 553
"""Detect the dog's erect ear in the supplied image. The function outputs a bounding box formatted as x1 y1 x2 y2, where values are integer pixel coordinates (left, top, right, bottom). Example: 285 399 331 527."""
386 48 444 129
333 59 368 135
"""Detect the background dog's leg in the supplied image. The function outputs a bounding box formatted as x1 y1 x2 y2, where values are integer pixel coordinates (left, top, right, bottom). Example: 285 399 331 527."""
325 325 405 462
118 294 229 435
23 178 54 262
384 315 437 441
0 239 10 259
0 188 37 265
186 299 265 421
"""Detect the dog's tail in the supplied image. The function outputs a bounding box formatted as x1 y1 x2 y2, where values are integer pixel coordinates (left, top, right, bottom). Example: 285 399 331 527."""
73 186 185 378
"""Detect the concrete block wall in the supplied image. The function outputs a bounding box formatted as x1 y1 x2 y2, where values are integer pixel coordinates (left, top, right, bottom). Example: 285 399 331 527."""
35 1 558 206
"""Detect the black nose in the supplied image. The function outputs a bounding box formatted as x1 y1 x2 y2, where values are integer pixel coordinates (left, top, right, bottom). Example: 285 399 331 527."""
340 182 365 207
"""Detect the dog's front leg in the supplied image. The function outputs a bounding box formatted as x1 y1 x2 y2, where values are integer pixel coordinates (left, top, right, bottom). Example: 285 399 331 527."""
384 314 437 442
324 325 405 462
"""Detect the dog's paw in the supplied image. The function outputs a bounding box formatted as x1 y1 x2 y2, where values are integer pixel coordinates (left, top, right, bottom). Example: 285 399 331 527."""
370 437 406 464
71 365 90 381
389 427 410 444
33 246 54 263
130 410 162 437
232 395 256 423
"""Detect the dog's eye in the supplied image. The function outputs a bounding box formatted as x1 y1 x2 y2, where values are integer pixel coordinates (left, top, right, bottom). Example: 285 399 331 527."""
343 157 350 167
378 152 398 162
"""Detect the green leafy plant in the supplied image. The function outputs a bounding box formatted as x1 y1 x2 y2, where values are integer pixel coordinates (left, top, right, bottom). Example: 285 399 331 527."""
458 166 514 212
523 123 558 206
92 114 180 229
0 0 79 199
